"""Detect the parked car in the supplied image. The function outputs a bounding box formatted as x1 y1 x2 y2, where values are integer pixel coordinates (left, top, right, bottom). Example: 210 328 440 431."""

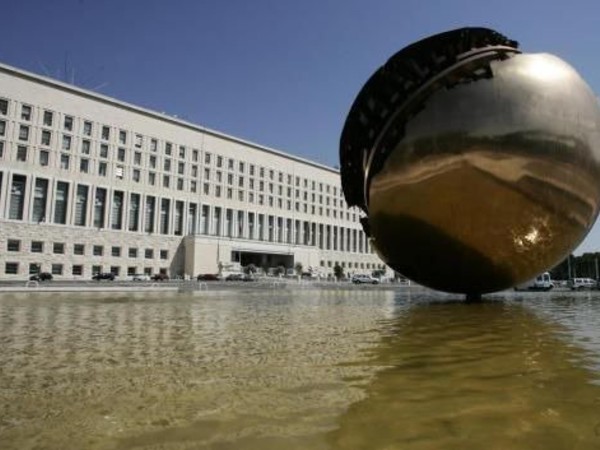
225 273 244 281
351 274 379 285
568 278 596 290
197 273 219 281
129 273 150 282
92 272 115 281
242 274 258 282
29 272 53 282
151 273 169 281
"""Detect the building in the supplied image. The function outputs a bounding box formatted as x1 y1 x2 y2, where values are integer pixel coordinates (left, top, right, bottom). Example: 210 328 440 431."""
0 61 386 280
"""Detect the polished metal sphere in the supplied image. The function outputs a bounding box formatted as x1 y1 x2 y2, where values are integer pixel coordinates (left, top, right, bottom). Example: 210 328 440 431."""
340 28 600 294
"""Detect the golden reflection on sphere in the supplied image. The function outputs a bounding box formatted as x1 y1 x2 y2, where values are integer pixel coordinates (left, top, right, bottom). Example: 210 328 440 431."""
340 28 600 294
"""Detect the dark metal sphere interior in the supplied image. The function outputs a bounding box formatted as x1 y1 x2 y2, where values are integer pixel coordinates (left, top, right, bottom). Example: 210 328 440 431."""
340 27 600 294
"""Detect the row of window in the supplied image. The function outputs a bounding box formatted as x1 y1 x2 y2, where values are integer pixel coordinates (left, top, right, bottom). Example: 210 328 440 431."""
6 239 169 259
0 96 345 198
1 172 370 252
5 262 167 277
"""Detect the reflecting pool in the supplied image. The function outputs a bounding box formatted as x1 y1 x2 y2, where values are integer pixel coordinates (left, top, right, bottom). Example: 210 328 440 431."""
2 289 600 449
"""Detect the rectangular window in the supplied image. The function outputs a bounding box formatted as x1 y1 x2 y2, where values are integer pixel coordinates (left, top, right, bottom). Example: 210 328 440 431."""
132 169 140 182
160 198 170 234
93 245 103 256
112 246 121 257
160 250 168 260
205 152 211 164
92 265 102 275
94 187 106 228
163 175 169 188
174 200 183 235
100 144 108 158
74 184 88 226
127 266 136 276
129 247 138 258
177 178 184 191
62 134 71 150
51 264 63 275
145 248 154 259
74 244 85 255
53 181 69 224
29 263 40 275
9 174 26 220
164 158 171 172
20 105 31 122
64 116 73 131
148 172 155 185
53 242 65 254
101 126 110 140
119 130 127 144
150 139 158 152
99 162 107 177
83 121 92 136
149 155 156 168
135 134 142 148
32 178 48 223
128 193 140 231
60 154 70 170
115 165 124 179
31 241 43 253
145 196 155 232
187 203 197 234
0 99 8 115
43 110 53 127
111 190 124 230
7 239 20 251
134 151 142 165
179 146 185 159
5 262 18 275
72 265 83 276
79 158 89 173
117 147 126 162
19 125 29 141
192 149 198 162
81 139 90 154
0 120 5 136
217 156 223 167
41 130 51 146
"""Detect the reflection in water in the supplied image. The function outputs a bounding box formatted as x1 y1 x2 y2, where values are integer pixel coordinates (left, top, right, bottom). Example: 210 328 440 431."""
329 295 600 449
1 290 600 449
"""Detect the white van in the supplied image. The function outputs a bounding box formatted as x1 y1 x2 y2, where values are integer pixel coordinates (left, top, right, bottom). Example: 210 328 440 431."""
515 272 554 291
568 278 596 290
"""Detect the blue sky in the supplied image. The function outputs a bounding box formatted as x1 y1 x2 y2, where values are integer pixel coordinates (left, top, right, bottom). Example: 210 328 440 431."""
3 0 600 254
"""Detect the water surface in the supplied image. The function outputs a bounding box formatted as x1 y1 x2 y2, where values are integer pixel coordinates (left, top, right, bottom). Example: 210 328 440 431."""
1 289 600 449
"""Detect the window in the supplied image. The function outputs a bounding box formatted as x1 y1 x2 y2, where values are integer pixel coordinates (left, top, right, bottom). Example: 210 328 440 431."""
29 263 40 275
101 126 110 140
31 241 43 253
115 165 124 179
179 146 185 159
160 250 168 260
94 188 106 228
128 193 140 231
190 181 197 192
178 162 184 175
92 265 102 275
79 158 89 173
135 134 142 148
149 155 156 168
60 154 70 170
145 248 154 259
0 99 8 115
7 239 20 251
62 134 71 150
163 175 170 188
134 151 142 165
93 245 103 256
117 147 126 162
112 246 121 257
53 242 65 254
64 116 73 131
192 149 198 161
119 130 127 144
100 144 108 158
165 142 172 155
132 169 140 182
83 121 92 136
17 145 27 162
177 178 184 190
205 152 211 164
111 191 124 230
74 185 88 226
164 158 171 172
51 264 63 275
41 130 51 146
43 110 53 126
99 162 107 177
217 156 223 167
39 150 49 166
74 244 85 255
81 139 91 154
127 266 136 276
128 247 138 258
0 120 6 136
21 105 32 121
148 172 156 185
72 265 83 276
18 125 29 141
54 182 69 224
9 175 26 220
150 139 158 152
5 262 18 274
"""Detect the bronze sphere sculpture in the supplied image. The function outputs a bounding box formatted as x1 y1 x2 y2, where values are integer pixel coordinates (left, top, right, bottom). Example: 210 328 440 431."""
340 27 600 295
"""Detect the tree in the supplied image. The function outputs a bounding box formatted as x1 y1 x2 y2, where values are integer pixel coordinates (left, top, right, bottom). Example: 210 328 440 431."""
333 263 344 280
244 263 257 275
275 265 286 277
294 262 303 276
